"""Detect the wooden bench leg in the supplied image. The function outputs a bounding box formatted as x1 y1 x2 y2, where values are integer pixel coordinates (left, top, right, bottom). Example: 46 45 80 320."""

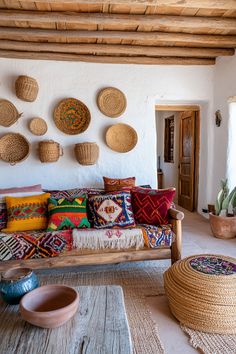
171 219 182 264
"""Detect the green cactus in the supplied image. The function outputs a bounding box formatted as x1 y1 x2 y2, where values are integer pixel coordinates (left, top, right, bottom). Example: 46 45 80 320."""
215 179 236 216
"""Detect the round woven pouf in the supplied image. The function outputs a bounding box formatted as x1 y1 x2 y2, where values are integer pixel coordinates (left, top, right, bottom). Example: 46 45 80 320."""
164 254 236 334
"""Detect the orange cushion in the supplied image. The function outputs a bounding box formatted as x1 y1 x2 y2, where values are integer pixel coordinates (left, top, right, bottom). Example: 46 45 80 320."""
103 176 136 192
2 193 50 232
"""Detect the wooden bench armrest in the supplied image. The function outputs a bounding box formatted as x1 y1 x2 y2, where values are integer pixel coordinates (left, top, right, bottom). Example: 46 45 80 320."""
168 207 184 221
169 209 184 264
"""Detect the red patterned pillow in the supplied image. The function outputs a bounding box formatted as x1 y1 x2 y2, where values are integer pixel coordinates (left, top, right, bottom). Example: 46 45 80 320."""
131 188 176 225
103 177 136 192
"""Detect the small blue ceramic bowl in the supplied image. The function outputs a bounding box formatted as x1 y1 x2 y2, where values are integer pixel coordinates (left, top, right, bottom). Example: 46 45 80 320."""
0 267 39 305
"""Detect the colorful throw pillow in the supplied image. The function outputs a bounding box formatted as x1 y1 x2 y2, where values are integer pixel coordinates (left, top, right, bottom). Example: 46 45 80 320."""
2 193 50 233
44 188 103 201
47 196 90 231
131 188 176 226
0 184 43 230
103 177 136 192
88 191 135 229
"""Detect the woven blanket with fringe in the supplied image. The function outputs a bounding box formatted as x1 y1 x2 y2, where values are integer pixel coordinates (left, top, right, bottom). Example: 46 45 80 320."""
73 225 174 250
0 224 173 260
0 230 72 261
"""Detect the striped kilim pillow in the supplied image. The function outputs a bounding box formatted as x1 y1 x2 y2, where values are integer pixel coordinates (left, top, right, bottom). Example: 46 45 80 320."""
131 188 176 225
47 196 90 231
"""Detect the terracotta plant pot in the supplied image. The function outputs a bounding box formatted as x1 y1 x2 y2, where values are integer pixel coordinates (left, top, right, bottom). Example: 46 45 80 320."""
20 285 79 328
209 213 236 239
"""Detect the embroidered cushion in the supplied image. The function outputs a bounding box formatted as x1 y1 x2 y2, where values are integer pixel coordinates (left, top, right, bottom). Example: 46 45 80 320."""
2 193 50 232
103 177 136 192
47 196 90 231
88 191 135 229
131 188 175 225
0 184 42 230
44 188 103 201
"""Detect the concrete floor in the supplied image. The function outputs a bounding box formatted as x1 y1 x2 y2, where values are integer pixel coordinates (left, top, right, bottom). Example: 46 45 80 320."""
147 208 236 354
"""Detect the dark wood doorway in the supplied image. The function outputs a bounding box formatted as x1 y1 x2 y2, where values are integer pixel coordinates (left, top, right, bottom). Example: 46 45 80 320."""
178 110 200 211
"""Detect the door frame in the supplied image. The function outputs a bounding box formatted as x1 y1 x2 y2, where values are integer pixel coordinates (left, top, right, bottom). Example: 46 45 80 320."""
155 104 200 211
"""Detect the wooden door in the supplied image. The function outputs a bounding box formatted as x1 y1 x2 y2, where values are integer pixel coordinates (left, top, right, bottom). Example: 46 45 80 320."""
178 111 196 211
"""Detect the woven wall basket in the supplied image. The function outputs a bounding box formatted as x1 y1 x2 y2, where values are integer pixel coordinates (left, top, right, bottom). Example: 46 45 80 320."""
0 133 30 165
29 118 48 136
38 140 63 163
0 99 22 127
15 75 39 102
105 123 138 153
54 98 91 135
74 142 99 165
97 87 127 118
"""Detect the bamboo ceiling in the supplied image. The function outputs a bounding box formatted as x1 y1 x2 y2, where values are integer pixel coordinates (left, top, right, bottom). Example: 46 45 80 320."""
0 0 236 65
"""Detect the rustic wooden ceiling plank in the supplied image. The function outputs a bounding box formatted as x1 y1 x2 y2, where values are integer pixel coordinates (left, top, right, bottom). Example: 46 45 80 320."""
0 49 216 64
8 1 236 11
0 39 233 57
1 10 236 32
1 27 236 48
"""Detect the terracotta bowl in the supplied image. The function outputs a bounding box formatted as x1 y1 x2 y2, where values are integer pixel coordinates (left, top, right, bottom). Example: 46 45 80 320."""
20 285 79 328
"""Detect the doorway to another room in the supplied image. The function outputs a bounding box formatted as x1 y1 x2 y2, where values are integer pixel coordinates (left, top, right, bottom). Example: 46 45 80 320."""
155 105 200 212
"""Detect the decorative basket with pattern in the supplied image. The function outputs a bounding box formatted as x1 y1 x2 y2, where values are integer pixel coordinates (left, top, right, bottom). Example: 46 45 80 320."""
0 133 30 165
74 142 99 165
15 75 39 102
38 140 63 163
53 98 91 135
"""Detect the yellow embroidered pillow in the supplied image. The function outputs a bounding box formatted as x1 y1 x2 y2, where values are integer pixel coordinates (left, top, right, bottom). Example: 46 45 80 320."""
2 193 50 232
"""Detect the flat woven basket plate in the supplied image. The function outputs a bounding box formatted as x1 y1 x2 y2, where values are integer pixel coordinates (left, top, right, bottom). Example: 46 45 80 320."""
106 123 138 153
29 117 48 136
0 133 30 164
97 87 127 118
54 98 91 135
0 99 21 127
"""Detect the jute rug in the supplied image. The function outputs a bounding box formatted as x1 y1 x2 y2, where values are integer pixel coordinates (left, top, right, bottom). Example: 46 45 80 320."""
181 325 236 354
37 262 236 354
37 263 166 354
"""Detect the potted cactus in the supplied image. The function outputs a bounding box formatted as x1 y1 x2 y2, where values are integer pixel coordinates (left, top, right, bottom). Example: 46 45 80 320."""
209 179 236 239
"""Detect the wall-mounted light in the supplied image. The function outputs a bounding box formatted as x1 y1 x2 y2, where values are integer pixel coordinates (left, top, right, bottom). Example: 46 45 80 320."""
215 110 222 127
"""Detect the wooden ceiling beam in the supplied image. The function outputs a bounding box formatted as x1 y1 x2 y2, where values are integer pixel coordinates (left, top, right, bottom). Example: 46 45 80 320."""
0 49 216 65
14 0 236 10
0 40 233 57
1 27 236 48
0 10 236 33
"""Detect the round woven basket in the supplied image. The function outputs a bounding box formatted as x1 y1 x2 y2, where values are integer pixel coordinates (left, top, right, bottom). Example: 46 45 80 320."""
15 75 39 102
38 140 63 163
74 142 99 165
105 123 138 153
0 133 30 165
0 99 22 127
97 87 127 118
29 118 48 136
53 98 91 135
164 254 236 334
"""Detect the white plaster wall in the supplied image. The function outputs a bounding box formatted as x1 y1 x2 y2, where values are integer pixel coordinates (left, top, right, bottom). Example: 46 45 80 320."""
0 58 214 214
213 54 236 199
156 110 179 202
227 103 236 190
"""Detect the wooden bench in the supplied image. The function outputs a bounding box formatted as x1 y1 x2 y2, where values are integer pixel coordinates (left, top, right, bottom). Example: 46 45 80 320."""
0 208 183 271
